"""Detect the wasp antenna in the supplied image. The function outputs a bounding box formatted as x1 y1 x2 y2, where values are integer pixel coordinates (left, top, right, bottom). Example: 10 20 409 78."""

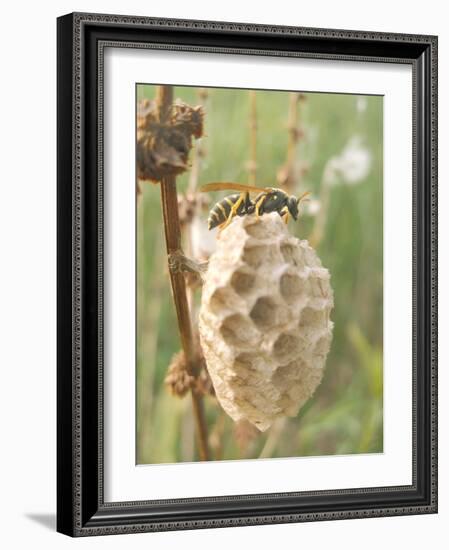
200 182 269 193
297 191 311 204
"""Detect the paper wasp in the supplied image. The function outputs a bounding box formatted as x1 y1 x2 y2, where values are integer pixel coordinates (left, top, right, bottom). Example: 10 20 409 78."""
200 182 310 230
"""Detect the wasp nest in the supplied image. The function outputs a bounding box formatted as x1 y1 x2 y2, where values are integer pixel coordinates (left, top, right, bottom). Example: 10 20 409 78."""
198 213 333 431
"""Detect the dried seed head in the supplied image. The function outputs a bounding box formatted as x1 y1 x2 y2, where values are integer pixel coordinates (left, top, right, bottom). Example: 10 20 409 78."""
288 126 304 143
191 216 217 261
276 161 309 191
177 192 209 229
198 88 209 102
165 351 195 397
198 213 334 431
171 101 205 139
178 193 197 228
195 363 215 397
136 99 204 183
165 341 214 398
137 98 158 129
276 164 296 190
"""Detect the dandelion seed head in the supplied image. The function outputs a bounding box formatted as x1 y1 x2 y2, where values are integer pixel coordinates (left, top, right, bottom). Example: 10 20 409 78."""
305 199 321 216
324 136 372 186
356 96 368 114
191 216 217 261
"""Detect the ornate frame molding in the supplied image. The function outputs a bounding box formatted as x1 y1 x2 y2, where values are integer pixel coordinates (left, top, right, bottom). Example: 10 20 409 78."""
57 12 437 537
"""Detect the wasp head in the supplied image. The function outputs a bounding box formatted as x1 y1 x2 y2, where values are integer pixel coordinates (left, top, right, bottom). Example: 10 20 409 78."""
287 196 299 220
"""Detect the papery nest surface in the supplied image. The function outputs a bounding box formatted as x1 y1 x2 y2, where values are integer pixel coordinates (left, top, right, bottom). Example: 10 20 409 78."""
199 213 334 431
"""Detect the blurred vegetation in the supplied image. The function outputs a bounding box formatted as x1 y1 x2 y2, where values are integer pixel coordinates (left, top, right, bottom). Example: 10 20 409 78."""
136 85 383 464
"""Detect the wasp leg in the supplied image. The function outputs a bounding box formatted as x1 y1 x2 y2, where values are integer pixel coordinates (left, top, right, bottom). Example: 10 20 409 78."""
219 192 246 230
255 194 267 217
243 192 253 212
281 206 290 224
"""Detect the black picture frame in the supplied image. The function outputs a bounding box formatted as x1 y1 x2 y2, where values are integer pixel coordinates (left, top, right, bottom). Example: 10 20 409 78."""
57 12 438 537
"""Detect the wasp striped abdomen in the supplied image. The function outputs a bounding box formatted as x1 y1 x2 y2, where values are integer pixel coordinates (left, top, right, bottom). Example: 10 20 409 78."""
208 194 247 230
201 182 310 231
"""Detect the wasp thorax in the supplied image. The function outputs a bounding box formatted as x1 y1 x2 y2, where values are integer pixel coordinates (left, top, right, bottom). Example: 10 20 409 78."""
198 213 334 431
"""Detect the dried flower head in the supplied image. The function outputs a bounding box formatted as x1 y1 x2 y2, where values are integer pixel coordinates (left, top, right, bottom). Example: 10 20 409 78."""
136 98 204 183
165 341 214 398
276 164 296 189
288 126 305 143
177 192 209 229
305 198 321 216
323 136 372 186
356 96 368 114
165 351 195 397
198 88 209 102
191 216 217 261
170 101 205 139
276 160 309 191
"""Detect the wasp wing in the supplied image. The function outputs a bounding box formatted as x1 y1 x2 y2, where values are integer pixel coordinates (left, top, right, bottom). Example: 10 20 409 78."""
200 182 271 194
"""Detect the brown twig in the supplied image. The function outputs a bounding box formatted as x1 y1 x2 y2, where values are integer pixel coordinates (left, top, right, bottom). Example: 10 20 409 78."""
209 413 226 461
308 180 331 248
248 90 257 186
287 93 300 166
259 418 287 459
277 92 305 192
187 88 208 194
156 85 210 461
185 88 209 308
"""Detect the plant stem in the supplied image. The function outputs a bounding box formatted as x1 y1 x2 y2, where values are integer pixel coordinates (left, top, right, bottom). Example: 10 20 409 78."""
278 92 303 193
187 88 207 194
259 418 287 459
308 176 331 248
185 88 208 310
155 85 210 461
286 92 299 167
248 90 257 186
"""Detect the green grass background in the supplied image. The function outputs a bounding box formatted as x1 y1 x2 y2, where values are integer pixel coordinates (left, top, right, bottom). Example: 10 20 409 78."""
136 85 383 464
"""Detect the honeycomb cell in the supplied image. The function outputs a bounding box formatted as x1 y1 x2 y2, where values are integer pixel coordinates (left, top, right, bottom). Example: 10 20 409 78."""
250 296 284 330
245 220 269 239
299 306 326 328
242 244 269 268
220 314 259 348
273 332 303 363
230 269 256 296
209 287 230 314
280 271 305 303
280 242 302 266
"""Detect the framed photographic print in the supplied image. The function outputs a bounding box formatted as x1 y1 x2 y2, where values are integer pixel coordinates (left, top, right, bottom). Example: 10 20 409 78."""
57 12 438 536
